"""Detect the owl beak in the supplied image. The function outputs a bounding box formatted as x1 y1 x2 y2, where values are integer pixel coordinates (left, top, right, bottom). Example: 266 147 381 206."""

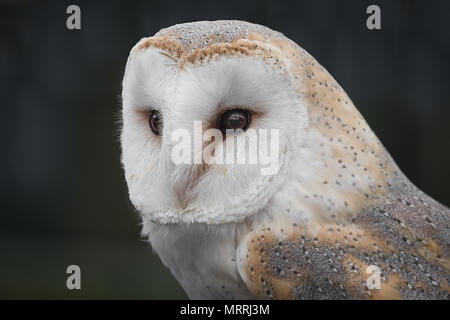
172 163 207 208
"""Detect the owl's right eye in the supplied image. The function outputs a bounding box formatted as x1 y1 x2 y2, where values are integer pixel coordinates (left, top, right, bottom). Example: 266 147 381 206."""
149 110 163 136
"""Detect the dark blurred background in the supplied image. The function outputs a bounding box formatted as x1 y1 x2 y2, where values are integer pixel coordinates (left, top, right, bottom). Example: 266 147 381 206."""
0 0 449 299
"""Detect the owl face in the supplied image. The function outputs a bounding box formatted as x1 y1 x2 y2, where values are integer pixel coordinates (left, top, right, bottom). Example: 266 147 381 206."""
121 39 309 224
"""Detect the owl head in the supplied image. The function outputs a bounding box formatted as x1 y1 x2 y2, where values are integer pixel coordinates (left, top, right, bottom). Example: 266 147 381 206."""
121 20 386 225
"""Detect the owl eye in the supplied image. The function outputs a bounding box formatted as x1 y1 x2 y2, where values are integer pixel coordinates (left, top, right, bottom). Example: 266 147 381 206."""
219 109 251 133
149 110 163 136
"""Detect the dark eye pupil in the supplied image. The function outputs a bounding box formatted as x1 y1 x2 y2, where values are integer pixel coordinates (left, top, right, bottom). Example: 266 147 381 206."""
149 110 162 136
220 109 251 133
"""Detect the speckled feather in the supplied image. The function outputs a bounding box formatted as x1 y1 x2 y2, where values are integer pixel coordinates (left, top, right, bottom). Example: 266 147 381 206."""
126 21 449 299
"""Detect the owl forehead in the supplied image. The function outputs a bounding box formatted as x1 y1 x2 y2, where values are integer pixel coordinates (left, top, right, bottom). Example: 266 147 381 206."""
153 20 284 53
127 20 291 71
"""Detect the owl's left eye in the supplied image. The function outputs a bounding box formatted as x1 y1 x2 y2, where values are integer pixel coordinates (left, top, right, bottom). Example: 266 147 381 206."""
219 109 251 133
149 110 163 136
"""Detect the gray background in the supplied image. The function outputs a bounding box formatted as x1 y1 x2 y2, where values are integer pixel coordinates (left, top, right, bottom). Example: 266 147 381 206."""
0 0 449 299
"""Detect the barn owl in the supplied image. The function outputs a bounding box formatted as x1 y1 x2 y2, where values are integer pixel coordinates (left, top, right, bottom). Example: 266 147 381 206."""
120 20 449 299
